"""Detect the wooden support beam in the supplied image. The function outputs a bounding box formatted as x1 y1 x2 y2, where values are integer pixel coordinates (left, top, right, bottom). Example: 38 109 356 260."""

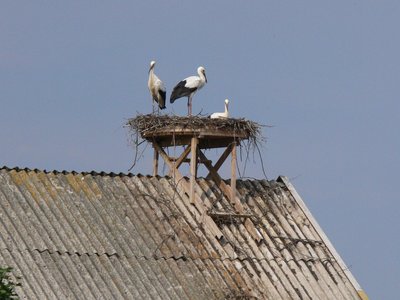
153 141 181 179
190 137 198 204
231 142 237 204
153 148 159 177
206 143 233 180
153 141 262 243
198 150 241 209
168 145 191 177
199 149 262 243
152 141 224 239
171 157 211 164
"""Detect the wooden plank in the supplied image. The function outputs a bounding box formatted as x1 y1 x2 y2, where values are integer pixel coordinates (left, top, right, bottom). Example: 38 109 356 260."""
142 127 249 139
190 137 198 204
231 142 237 203
199 149 262 242
152 141 223 239
206 144 232 180
169 157 211 164
152 142 182 180
167 145 191 177
214 143 233 172
147 136 243 149
174 145 191 169
198 138 241 149
153 148 159 176
198 150 242 210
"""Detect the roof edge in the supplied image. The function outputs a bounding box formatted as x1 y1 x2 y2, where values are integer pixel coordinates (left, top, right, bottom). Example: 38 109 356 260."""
0 165 137 178
0 166 276 184
277 175 368 300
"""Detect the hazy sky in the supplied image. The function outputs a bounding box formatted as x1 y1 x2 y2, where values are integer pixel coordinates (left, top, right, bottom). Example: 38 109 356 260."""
1 2 399 298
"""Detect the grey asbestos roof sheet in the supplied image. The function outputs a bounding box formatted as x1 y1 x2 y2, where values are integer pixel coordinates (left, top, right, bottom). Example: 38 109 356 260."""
0 167 365 299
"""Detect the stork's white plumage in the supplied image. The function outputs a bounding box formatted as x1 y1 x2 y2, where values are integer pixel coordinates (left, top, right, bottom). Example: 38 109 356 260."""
170 66 207 116
148 61 166 113
210 99 230 119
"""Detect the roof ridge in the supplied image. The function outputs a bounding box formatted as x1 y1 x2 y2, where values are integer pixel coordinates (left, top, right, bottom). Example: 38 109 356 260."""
0 165 274 183
0 165 135 177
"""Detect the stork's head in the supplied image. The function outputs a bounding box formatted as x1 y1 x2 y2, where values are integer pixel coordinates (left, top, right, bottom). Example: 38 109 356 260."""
198 66 207 83
225 99 229 105
149 61 156 73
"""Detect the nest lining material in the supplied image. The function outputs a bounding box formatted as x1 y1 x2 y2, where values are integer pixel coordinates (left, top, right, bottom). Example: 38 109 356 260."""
127 114 264 142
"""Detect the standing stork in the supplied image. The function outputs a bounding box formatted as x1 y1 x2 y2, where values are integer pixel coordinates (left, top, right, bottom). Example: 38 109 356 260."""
170 66 207 116
148 61 166 113
210 99 230 119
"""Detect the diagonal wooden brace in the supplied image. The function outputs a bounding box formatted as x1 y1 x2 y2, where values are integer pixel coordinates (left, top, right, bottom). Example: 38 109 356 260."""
167 145 192 177
205 143 233 180
198 150 241 208
152 141 224 240
198 149 262 243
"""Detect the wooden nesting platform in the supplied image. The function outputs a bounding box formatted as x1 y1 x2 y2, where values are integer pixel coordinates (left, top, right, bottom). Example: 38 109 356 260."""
142 125 249 148
128 114 261 149
127 114 264 243
128 115 262 214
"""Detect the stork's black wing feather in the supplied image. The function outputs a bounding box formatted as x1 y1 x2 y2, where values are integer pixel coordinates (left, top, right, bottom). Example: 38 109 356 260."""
158 89 166 109
170 80 196 103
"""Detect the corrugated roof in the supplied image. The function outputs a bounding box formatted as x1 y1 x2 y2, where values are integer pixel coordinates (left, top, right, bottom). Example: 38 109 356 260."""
0 167 366 299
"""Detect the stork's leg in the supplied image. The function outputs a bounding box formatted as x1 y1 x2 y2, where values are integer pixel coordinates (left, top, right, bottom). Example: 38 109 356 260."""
188 95 192 116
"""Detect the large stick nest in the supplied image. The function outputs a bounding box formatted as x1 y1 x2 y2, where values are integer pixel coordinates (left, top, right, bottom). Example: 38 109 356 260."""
125 114 267 174
127 114 264 142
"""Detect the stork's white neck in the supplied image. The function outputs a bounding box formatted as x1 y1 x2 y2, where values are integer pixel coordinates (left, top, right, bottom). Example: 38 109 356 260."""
197 67 206 84
149 65 154 75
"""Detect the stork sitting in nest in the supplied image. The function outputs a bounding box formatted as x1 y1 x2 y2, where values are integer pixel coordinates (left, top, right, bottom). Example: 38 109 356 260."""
210 99 229 119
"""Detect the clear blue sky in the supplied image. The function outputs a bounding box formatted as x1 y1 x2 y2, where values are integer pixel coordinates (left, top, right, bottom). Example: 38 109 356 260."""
1 2 399 298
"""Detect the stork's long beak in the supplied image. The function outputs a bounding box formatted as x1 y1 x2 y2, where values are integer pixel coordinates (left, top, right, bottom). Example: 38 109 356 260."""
203 71 207 83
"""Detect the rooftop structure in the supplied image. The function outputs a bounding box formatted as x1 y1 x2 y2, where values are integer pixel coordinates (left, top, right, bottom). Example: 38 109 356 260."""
0 166 368 299
0 113 368 299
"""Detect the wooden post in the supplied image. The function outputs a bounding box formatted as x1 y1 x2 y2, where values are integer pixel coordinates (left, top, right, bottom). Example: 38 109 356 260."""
190 136 198 203
231 141 237 203
153 148 159 176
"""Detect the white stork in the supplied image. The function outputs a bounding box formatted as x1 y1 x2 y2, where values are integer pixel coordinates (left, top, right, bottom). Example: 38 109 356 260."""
210 99 230 119
170 66 207 116
148 61 166 113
